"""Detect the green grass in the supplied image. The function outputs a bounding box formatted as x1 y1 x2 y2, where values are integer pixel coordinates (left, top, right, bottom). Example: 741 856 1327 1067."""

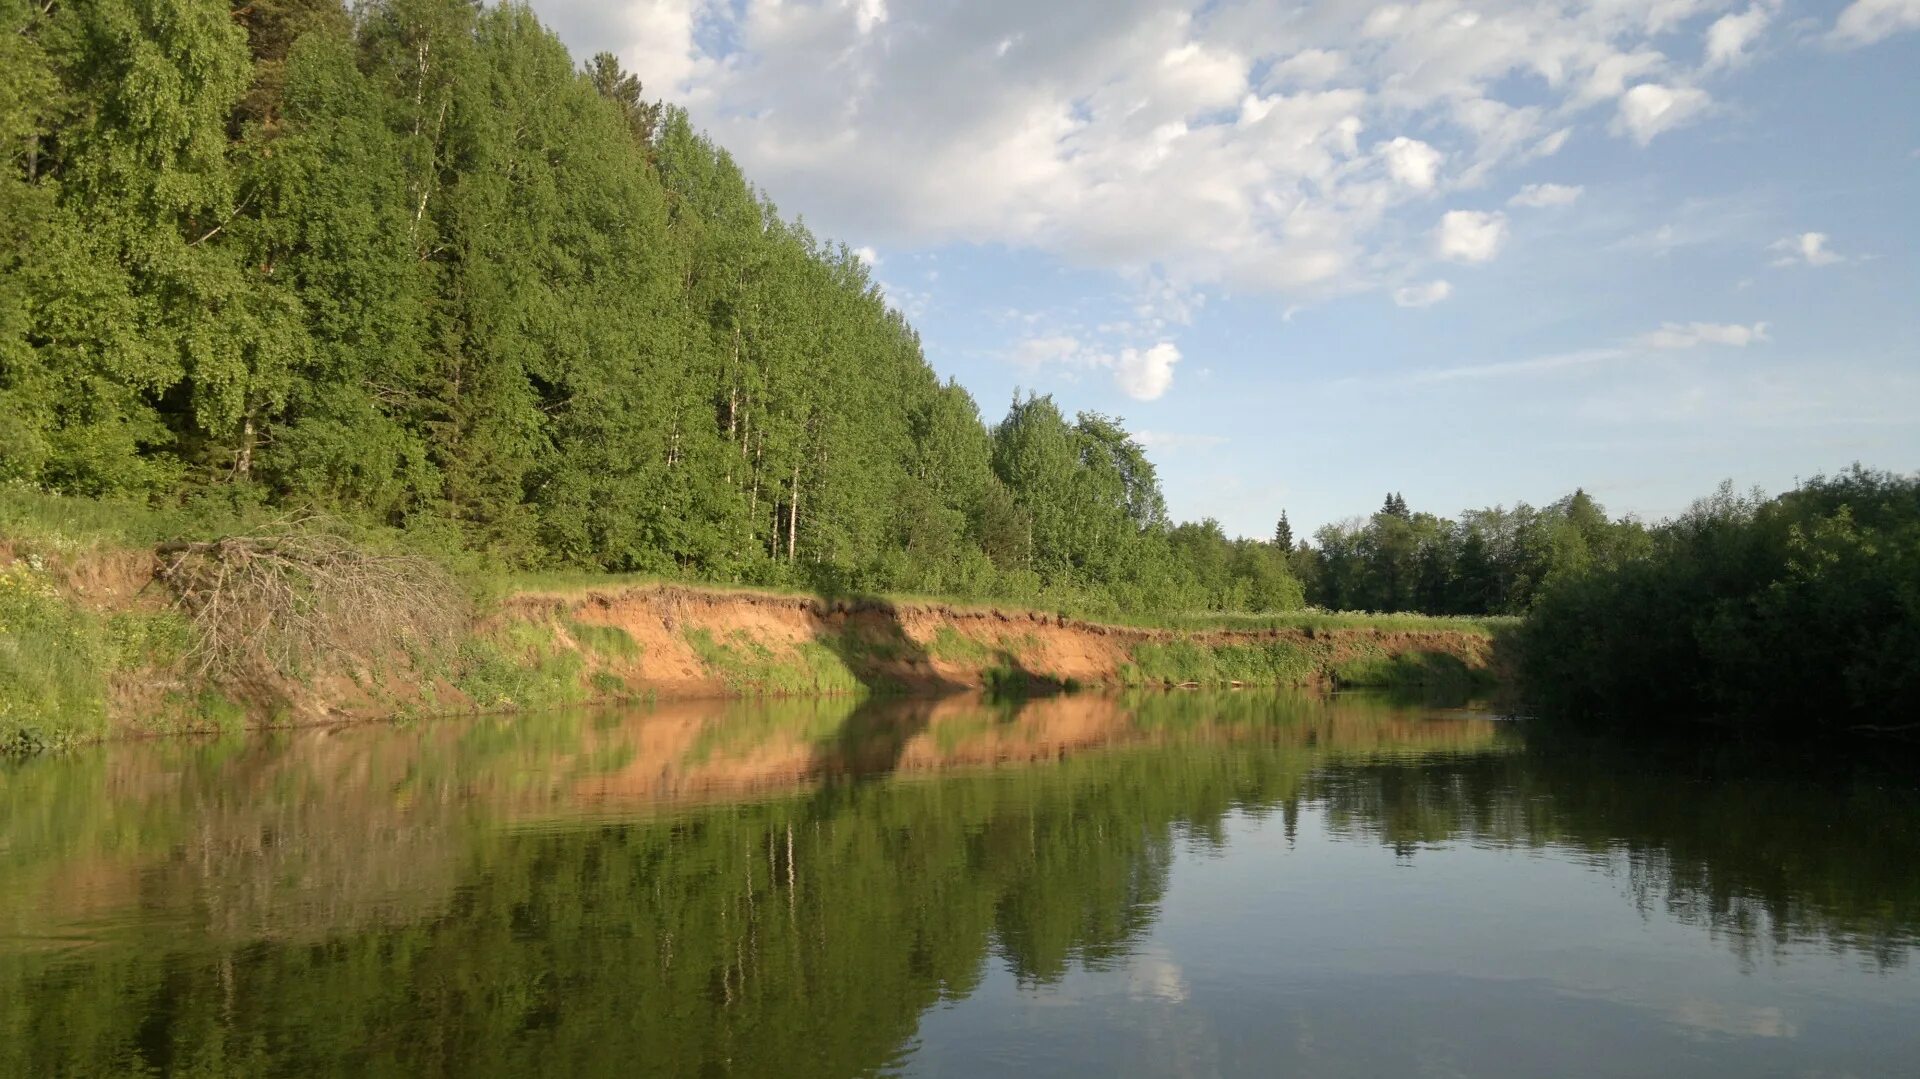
0 562 111 751
1330 651 1490 693
451 620 591 713
565 619 642 662
1131 608 1516 635
926 625 991 664
683 628 869 696
1120 638 1319 687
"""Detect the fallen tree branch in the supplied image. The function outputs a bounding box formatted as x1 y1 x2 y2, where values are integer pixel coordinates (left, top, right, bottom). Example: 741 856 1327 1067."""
156 524 467 681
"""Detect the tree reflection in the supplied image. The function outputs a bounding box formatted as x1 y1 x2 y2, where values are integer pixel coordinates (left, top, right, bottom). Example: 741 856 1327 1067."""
1 694 1915 1075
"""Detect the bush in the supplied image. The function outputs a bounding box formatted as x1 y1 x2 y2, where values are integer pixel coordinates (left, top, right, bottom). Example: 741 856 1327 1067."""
0 562 110 751
1519 467 1920 731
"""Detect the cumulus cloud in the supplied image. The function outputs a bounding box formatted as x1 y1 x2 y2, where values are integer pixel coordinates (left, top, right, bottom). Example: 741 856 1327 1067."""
1613 83 1712 144
1831 0 1920 46
1509 183 1584 208
532 0 1765 304
1637 321 1771 348
1115 343 1183 401
1434 210 1508 263
852 245 880 267
1009 334 1183 400
1769 232 1845 267
1379 136 1444 191
1393 280 1453 307
1705 5 1773 69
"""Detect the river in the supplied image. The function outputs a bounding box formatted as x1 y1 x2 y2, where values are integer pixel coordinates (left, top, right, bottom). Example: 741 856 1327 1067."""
3 691 1917 1076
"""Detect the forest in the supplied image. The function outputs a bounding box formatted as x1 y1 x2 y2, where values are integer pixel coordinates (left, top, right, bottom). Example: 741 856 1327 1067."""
5 0 1917 731
0 0 1220 614
1 0 1665 621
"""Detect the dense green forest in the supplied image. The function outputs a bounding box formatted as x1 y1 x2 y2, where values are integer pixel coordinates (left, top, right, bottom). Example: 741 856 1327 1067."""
0 0 1659 620
0 0 1296 614
1520 467 1920 730
6 0 1916 732
1292 488 1652 616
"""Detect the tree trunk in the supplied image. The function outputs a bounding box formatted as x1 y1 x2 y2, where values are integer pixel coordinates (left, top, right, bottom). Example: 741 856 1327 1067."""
235 414 256 480
787 464 800 564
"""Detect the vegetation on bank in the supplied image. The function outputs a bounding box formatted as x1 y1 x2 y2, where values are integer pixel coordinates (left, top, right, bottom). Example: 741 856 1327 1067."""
4 2 1905 742
1520 467 1920 732
0 488 1502 750
1 0 1307 620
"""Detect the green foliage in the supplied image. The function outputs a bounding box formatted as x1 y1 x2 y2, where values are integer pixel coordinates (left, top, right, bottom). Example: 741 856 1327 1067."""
927 625 990 664
683 628 865 696
1520 467 1920 729
565 620 640 662
453 621 589 712
1123 638 1317 687
1303 488 1651 617
4 0 1318 619
0 562 110 750
1331 651 1481 693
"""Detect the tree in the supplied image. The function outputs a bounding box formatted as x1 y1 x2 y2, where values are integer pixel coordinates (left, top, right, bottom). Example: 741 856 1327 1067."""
585 50 661 148
1273 511 1293 551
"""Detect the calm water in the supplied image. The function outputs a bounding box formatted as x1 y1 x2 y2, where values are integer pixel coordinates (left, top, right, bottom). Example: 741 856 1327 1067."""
4 692 1919 1077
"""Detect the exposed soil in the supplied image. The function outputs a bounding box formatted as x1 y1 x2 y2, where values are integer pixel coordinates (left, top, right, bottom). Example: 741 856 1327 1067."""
517 584 1501 699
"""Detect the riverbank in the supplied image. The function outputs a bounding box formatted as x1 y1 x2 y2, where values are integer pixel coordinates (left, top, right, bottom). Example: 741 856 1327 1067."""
0 516 1506 750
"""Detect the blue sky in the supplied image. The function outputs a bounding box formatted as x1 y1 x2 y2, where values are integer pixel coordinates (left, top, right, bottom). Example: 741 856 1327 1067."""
529 0 1919 537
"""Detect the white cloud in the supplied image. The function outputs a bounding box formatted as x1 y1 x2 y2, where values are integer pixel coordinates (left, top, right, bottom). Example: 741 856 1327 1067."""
1613 83 1712 144
1267 48 1345 87
1393 280 1453 307
1705 5 1773 69
1434 210 1508 263
1637 321 1771 348
1009 333 1183 400
1534 128 1573 157
531 0 1762 307
1831 0 1920 46
1379 136 1444 191
1509 183 1584 208
1115 343 1183 401
1010 334 1095 371
1769 232 1845 267
853 0 889 36
853 245 880 267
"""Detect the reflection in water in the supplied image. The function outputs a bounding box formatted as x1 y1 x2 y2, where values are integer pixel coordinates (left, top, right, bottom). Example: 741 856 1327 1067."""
1 692 1917 1076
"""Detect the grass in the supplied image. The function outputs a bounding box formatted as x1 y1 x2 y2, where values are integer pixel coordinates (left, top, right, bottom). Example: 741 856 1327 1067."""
1133 608 1517 636
565 619 642 662
1331 651 1489 693
926 625 991 664
1120 638 1320 688
0 562 111 751
451 620 591 713
682 628 868 696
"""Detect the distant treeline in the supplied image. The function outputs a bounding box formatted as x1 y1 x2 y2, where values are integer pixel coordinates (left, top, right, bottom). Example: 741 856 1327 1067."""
1291 488 1651 616
1519 467 1920 731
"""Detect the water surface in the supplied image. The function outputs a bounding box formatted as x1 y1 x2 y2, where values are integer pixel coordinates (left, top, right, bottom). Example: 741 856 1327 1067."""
3 691 1918 1076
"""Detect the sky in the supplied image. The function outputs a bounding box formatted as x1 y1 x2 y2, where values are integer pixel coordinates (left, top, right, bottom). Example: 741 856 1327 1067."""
526 0 1920 538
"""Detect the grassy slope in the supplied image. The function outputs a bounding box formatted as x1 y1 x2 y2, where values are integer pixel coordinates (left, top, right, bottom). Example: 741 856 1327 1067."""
1 491 1506 750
